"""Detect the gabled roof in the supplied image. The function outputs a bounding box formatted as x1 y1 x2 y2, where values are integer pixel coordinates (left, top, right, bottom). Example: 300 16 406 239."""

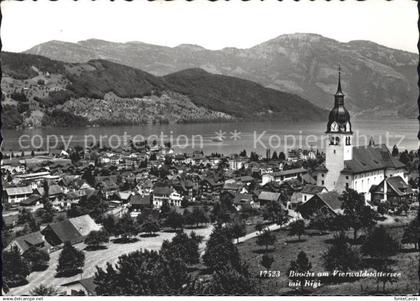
153 186 172 196
317 191 342 211
233 193 253 204
268 167 307 177
258 191 281 201
4 185 33 196
42 215 101 244
387 176 413 195
343 144 406 174
21 194 42 206
129 194 151 206
69 215 102 237
43 220 81 243
62 277 97 295
301 185 326 195
10 231 44 253
371 176 413 196
36 184 64 196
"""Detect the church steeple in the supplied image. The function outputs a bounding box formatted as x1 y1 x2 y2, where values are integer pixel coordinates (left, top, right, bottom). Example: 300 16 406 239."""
336 65 344 94
326 65 352 134
335 65 344 104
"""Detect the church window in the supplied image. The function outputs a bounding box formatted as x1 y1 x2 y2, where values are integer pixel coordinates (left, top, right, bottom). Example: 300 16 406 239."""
346 183 349 188
321 174 324 177
322 180 325 185
346 176 349 180
333 150 336 154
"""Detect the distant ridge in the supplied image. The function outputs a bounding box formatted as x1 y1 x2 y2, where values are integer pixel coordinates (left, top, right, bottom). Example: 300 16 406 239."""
1 52 326 129
25 33 418 119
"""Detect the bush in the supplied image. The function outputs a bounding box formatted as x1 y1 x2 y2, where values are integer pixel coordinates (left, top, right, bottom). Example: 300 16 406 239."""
56 241 85 277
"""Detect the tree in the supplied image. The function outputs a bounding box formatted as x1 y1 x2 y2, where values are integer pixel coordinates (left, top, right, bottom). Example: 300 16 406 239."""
401 218 420 250
376 265 399 293
288 251 312 293
37 200 55 223
200 264 257 295
228 221 246 244
288 220 305 241
341 189 376 243
30 284 58 296
263 201 287 225
391 145 399 157
114 213 139 241
23 246 50 271
85 230 110 250
322 232 361 275
161 232 203 265
165 210 184 231
94 250 190 295
3 246 31 287
102 215 116 235
261 254 274 270
56 241 85 277
17 208 35 225
191 206 210 227
255 222 265 233
361 226 399 262
42 179 50 200
140 218 160 236
309 213 331 234
399 150 410 165
256 229 276 251
279 152 286 161
203 226 241 272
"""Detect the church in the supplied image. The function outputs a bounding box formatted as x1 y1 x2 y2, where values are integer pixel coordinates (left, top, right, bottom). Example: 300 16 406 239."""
314 67 407 201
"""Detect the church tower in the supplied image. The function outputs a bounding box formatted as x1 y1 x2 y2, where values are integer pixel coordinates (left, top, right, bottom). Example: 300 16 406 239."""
324 66 353 191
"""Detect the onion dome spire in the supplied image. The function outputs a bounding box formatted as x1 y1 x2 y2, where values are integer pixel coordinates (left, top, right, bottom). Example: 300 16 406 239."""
326 65 352 134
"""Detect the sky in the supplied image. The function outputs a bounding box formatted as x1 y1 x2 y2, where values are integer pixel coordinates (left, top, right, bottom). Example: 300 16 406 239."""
1 0 418 53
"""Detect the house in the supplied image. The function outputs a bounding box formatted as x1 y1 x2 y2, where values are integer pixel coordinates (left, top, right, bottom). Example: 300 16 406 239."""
20 194 42 206
370 176 414 206
6 231 49 254
1 158 25 174
223 179 248 194
129 194 152 211
15 171 51 182
61 277 97 296
301 185 328 203
3 185 33 205
200 177 224 194
228 157 248 170
41 215 102 246
233 193 258 210
297 191 343 219
261 168 308 185
35 184 64 200
257 191 281 206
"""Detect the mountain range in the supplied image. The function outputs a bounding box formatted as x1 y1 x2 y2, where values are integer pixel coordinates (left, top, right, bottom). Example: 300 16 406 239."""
1 52 326 129
25 33 418 119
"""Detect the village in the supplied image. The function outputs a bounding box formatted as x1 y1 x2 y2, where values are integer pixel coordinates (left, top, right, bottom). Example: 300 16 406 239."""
1 137 418 295
2 72 419 296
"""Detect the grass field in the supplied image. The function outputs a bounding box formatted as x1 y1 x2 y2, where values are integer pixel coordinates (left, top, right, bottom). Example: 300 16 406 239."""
237 225 419 295
8 226 213 296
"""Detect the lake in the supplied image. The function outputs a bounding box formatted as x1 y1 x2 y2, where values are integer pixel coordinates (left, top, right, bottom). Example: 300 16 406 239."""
1 119 418 155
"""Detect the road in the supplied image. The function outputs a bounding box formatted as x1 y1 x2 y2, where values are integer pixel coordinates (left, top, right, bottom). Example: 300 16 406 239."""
8 226 213 296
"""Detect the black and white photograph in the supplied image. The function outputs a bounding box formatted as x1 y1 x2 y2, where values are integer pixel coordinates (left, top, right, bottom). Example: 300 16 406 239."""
1 0 419 297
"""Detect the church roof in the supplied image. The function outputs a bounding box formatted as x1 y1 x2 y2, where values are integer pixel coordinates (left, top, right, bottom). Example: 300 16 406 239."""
342 144 406 175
